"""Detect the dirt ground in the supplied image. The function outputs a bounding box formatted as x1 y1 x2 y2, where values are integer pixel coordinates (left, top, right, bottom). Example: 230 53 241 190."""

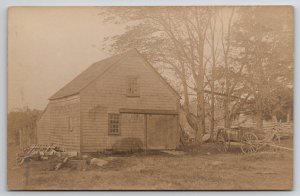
7 139 293 190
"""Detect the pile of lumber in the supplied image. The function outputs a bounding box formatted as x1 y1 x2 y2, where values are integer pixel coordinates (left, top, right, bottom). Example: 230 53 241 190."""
17 144 78 170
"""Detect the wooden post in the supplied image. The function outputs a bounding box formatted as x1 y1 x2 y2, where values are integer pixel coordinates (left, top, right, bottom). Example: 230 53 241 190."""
19 129 22 150
24 128 27 148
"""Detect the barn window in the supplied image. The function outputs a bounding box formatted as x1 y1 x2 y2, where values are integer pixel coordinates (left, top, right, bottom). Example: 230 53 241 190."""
108 113 120 134
127 77 139 97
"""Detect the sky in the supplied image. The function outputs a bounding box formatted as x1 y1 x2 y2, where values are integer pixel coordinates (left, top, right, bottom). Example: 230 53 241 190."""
7 6 293 112
8 7 124 111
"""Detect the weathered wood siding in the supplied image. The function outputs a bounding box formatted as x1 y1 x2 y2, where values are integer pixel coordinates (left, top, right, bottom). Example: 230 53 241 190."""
48 95 81 151
110 113 145 150
146 114 179 150
80 50 179 152
36 106 51 145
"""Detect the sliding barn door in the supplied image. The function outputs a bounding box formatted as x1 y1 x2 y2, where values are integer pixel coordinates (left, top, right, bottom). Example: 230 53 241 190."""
146 114 178 150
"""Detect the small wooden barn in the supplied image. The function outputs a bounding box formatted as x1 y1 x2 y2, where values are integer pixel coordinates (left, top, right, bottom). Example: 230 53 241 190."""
36 49 180 153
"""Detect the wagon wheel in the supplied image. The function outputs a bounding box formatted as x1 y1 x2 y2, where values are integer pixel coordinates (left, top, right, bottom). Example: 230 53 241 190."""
216 131 230 152
240 132 259 154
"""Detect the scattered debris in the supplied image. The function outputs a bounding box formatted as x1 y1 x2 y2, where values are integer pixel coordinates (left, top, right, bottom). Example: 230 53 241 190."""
62 151 78 158
16 144 78 171
55 157 69 170
41 156 49 160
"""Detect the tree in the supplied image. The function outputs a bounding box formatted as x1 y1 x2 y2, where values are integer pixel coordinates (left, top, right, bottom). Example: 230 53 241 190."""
205 7 252 130
100 6 293 139
231 6 293 130
101 7 213 143
8 107 42 146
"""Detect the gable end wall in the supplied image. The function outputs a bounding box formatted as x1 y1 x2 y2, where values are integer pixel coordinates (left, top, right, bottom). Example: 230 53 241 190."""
80 51 179 152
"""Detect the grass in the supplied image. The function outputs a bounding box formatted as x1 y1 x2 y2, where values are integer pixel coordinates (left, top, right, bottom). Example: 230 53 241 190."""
241 151 288 161
7 140 293 190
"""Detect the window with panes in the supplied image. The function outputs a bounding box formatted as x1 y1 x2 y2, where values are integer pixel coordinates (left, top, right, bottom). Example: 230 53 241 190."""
108 113 120 134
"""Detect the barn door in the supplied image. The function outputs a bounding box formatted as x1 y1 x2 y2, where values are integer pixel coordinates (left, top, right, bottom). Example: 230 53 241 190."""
146 114 178 150
119 113 145 149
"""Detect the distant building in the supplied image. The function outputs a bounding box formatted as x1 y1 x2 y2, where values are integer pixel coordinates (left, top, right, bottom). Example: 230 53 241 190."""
37 49 180 153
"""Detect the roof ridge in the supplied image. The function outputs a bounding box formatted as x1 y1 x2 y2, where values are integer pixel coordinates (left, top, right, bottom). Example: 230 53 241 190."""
48 49 180 100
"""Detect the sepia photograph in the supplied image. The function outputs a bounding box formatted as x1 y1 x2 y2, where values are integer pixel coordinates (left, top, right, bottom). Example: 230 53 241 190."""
7 6 294 190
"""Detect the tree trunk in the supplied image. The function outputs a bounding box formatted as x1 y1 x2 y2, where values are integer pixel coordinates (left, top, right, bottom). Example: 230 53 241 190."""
196 89 205 143
256 57 264 131
256 111 263 131
224 71 230 128
181 64 190 111
256 91 264 131
209 17 216 141
210 89 215 141
195 47 205 143
224 114 230 128
221 8 235 130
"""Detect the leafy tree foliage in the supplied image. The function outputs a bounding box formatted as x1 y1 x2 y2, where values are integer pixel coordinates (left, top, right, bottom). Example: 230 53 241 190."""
230 7 293 129
100 6 293 139
8 107 42 145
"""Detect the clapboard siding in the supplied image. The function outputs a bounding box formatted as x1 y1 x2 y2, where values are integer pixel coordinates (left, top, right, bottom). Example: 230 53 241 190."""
48 96 81 151
38 50 179 153
80 51 179 152
109 113 146 149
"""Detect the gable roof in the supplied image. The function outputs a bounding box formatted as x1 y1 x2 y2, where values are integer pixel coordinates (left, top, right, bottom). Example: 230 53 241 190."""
49 49 180 100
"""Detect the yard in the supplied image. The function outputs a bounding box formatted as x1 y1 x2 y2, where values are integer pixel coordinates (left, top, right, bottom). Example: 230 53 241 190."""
7 139 293 190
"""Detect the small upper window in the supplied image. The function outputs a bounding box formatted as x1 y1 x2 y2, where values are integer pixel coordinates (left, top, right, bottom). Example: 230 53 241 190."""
108 113 120 134
127 77 139 97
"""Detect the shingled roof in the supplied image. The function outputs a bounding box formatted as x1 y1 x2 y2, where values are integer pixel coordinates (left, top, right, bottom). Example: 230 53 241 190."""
49 49 180 100
49 51 127 100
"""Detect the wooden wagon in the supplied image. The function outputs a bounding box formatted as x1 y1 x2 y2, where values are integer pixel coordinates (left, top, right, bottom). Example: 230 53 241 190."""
215 126 281 154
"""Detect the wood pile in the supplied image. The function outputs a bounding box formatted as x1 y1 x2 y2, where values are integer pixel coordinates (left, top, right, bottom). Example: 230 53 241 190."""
16 144 78 170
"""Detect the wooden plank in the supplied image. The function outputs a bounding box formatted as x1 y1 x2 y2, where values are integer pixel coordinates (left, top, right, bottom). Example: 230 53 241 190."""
55 157 69 170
